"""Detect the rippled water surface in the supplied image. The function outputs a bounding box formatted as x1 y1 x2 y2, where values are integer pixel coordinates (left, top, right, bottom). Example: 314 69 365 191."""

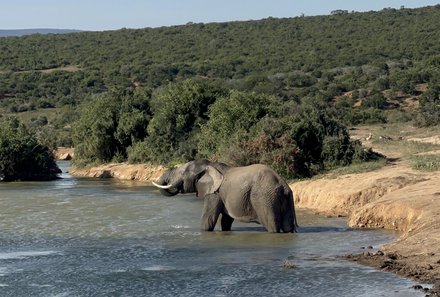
0 162 423 296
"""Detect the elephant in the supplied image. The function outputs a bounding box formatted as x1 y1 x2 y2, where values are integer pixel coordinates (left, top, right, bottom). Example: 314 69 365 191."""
152 159 298 233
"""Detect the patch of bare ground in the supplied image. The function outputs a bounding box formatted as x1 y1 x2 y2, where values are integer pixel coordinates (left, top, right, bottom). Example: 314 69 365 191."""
53 147 75 160
291 123 440 294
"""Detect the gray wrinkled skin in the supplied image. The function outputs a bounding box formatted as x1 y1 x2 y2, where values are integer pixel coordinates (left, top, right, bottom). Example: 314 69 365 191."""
153 159 298 233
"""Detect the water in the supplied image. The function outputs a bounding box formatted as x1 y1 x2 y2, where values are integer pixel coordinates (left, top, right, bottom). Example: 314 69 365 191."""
0 161 424 296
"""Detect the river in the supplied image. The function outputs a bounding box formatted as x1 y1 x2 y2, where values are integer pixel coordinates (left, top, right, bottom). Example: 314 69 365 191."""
0 161 424 296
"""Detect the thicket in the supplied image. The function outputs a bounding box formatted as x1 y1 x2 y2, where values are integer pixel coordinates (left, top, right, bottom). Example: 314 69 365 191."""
72 79 381 178
0 117 60 181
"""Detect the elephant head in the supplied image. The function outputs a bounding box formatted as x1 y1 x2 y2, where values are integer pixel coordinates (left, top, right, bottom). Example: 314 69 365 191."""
152 159 228 197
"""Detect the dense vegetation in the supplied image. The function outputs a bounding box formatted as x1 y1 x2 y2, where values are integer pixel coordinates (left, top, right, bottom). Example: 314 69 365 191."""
1 5 440 178
0 118 60 181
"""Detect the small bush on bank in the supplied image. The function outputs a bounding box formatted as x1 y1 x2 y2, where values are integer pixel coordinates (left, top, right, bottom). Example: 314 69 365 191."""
0 117 60 181
415 85 440 127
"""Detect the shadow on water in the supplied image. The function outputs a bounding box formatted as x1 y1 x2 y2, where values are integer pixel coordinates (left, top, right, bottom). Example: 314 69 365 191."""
298 226 354 233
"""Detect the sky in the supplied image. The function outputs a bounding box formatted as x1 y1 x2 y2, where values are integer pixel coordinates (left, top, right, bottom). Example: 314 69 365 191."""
1 0 439 31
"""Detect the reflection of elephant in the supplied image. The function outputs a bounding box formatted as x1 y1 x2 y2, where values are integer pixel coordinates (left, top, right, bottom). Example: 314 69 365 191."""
152 159 298 233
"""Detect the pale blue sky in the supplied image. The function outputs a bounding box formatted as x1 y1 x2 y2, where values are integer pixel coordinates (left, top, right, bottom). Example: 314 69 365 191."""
1 0 439 31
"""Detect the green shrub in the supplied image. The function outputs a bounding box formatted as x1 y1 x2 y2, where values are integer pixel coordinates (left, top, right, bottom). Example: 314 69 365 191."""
343 108 387 125
415 85 440 127
141 79 225 164
0 117 60 181
72 88 151 167
361 92 387 109
217 103 382 179
198 90 279 158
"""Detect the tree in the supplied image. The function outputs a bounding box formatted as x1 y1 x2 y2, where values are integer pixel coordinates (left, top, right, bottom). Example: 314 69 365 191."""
72 88 151 166
416 84 440 126
72 91 123 166
198 90 280 159
135 79 225 163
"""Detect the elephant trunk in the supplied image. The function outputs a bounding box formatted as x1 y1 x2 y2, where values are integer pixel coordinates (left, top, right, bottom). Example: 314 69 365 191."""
153 169 181 196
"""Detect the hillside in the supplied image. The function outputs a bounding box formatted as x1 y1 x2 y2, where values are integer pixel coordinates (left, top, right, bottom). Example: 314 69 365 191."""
1 5 440 105
0 5 439 168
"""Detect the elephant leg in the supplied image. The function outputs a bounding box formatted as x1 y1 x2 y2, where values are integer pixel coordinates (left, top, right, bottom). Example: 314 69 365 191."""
220 213 234 231
265 216 281 233
201 193 223 231
250 189 282 233
254 202 281 233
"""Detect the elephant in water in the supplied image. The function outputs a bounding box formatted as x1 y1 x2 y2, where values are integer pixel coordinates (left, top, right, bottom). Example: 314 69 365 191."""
152 159 298 233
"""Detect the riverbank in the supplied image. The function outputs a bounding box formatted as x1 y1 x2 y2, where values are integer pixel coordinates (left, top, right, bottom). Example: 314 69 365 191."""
69 162 166 181
292 162 440 291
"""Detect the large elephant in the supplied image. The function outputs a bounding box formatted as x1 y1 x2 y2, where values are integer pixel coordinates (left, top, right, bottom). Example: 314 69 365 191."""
152 159 298 233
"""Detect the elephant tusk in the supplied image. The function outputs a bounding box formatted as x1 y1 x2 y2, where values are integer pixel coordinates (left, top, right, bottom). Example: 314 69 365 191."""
152 181 175 190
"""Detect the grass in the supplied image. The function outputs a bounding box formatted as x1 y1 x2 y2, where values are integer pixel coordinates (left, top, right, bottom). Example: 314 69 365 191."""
373 138 440 156
324 159 388 179
409 154 440 171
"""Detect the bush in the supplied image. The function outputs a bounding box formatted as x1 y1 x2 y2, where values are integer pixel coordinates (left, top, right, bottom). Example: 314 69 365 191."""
0 117 60 181
361 92 387 109
72 88 151 167
72 93 121 166
227 132 309 178
343 108 387 125
198 90 279 159
219 104 382 179
138 79 225 164
415 85 440 127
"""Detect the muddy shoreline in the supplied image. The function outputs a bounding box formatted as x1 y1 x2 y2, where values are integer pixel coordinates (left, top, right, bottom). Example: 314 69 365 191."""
343 252 440 296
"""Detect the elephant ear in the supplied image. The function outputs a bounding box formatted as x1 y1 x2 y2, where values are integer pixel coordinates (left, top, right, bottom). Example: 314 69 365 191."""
195 166 223 198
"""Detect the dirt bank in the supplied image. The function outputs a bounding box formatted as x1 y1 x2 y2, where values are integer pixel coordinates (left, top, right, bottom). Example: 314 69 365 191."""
291 164 440 285
53 147 75 160
70 162 166 181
